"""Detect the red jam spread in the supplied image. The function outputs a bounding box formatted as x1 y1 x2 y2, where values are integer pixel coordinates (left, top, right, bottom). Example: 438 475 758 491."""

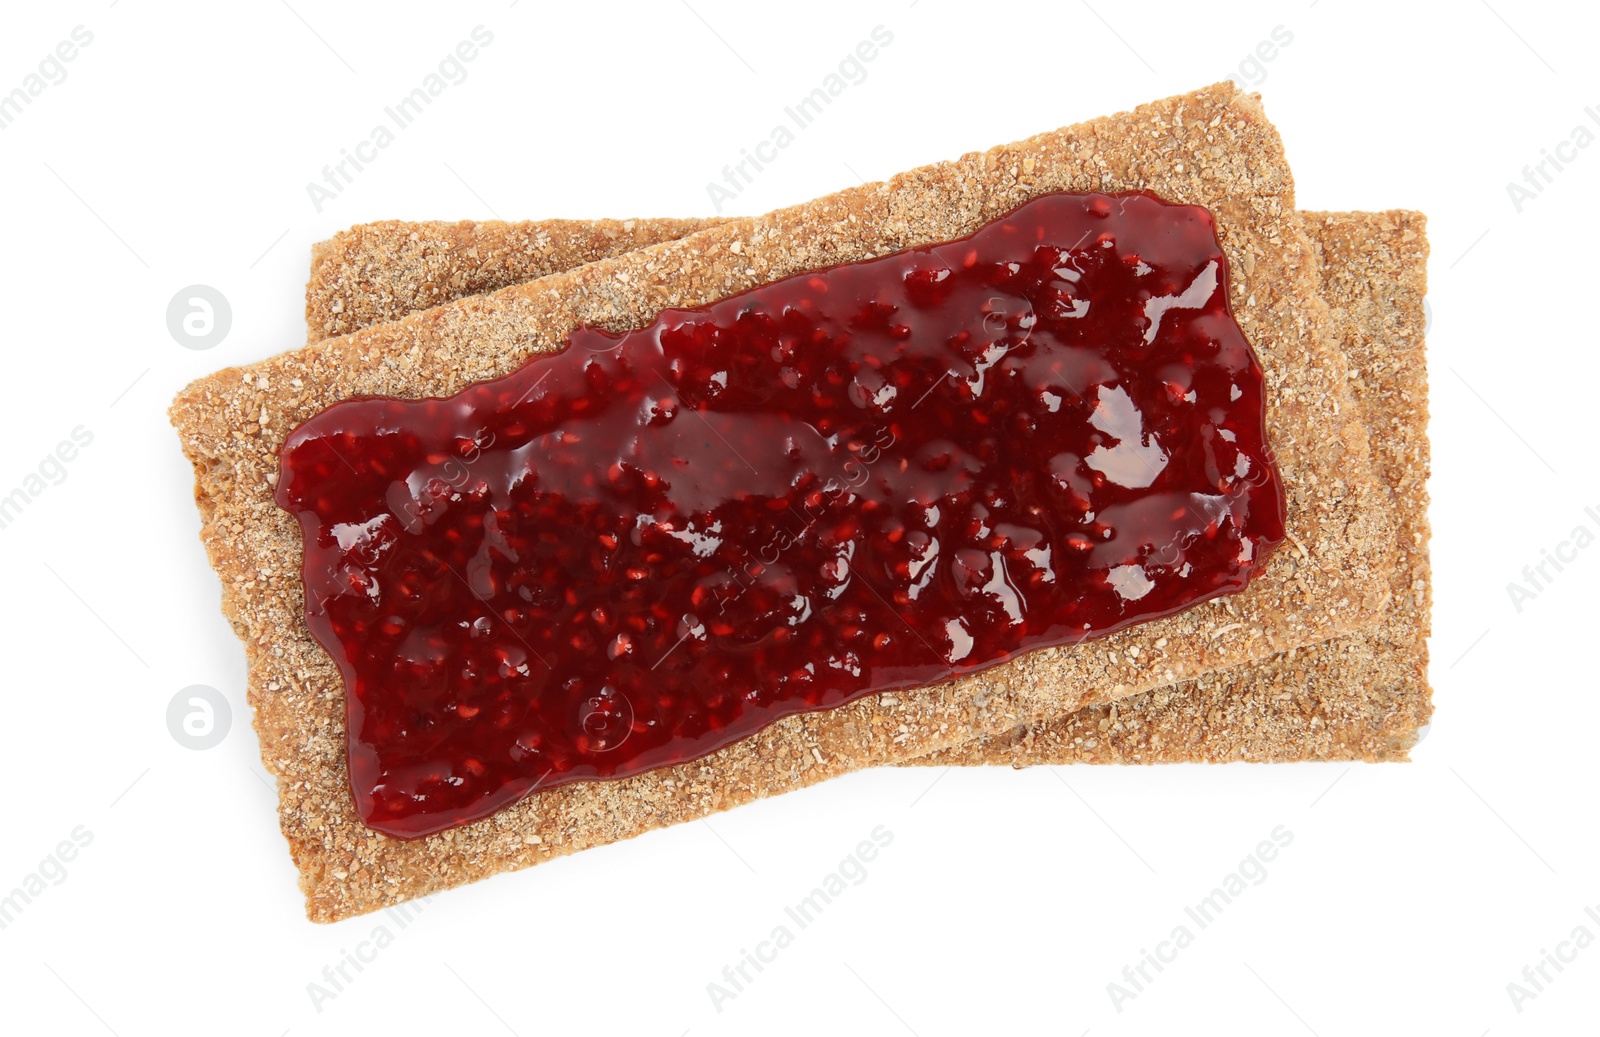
277 192 1285 838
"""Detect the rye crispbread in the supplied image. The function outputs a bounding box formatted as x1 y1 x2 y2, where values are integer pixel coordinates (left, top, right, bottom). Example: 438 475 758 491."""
172 82 1397 921
323 211 1432 765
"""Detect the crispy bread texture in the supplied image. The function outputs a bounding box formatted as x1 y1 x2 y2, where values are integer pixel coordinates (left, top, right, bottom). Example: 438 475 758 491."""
306 217 720 342
173 83 1397 921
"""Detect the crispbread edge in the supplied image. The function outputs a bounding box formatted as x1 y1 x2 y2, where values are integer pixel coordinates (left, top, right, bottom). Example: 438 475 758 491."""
305 217 723 343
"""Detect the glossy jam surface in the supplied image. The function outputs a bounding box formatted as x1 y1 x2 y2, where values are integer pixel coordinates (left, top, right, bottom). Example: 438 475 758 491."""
277 192 1285 838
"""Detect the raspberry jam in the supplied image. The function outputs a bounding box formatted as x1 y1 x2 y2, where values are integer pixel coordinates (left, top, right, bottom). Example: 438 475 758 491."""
277 192 1284 838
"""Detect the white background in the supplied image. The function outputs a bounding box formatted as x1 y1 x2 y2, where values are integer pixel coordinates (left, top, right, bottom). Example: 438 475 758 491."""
0 1 1595 1034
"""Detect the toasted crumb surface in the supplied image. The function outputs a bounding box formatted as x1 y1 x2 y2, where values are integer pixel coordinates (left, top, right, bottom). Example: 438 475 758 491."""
172 82 1397 922
306 217 722 342
918 210 1432 766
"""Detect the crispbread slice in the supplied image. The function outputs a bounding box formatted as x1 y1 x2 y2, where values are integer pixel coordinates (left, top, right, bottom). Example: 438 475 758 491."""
173 82 1397 921
325 212 1432 764
917 210 1432 766
306 217 719 342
